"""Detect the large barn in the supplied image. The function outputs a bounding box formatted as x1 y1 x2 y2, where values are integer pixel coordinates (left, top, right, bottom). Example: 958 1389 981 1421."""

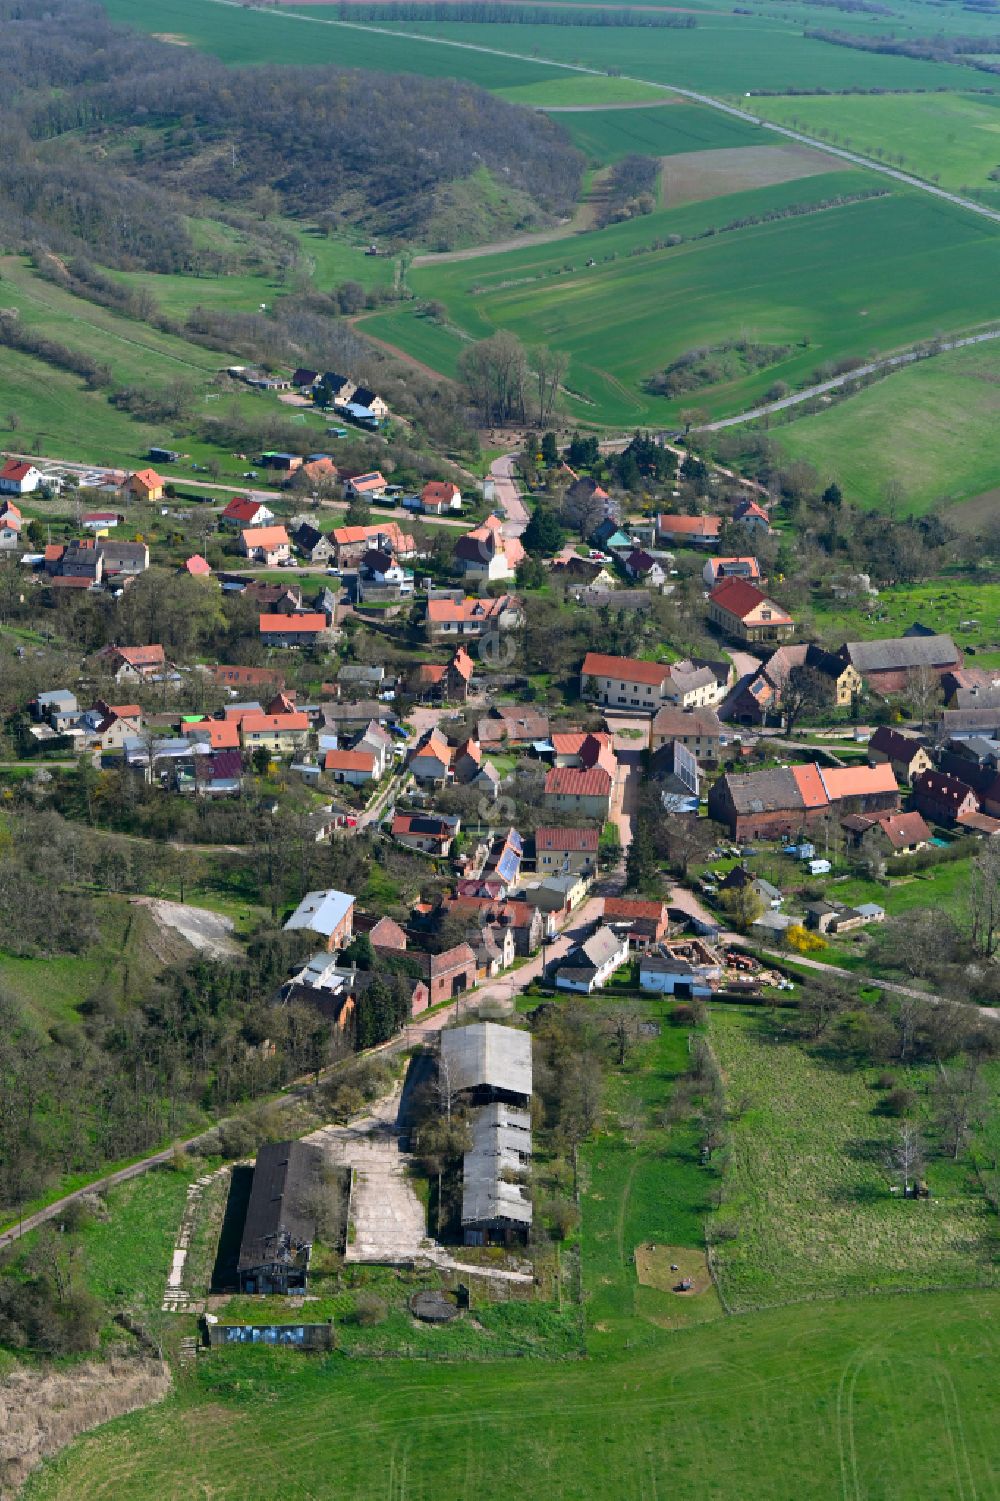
237 1140 325 1295
440 1023 533 1246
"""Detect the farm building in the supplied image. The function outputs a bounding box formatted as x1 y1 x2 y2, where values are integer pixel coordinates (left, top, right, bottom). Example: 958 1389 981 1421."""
838 634 961 695
440 1021 532 1107
708 762 899 840
283 888 355 951
237 1140 326 1295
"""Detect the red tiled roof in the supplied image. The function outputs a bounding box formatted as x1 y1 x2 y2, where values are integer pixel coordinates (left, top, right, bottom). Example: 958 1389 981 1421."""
536 826 600 852
185 554 212 576
184 719 240 750
115 644 165 668
544 766 612 796
1 460 35 482
876 811 930 849
791 764 829 809
422 481 460 504
222 497 265 522
581 652 670 687
324 749 376 773
604 898 667 922
709 577 791 623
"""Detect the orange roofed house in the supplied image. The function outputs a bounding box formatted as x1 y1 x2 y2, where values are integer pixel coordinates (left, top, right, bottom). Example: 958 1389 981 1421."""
126 469 164 503
330 521 414 567
708 761 898 840
239 711 310 755
99 643 167 683
259 613 329 647
240 525 291 566
454 515 525 582
656 513 722 549
707 578 794 645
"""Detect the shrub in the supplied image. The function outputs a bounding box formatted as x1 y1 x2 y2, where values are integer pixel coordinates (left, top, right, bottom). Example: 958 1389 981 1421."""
885 1086 917 1117
352 1292 388 1327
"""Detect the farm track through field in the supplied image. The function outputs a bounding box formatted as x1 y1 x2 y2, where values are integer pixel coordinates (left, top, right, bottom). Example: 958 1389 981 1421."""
204 0 1000 227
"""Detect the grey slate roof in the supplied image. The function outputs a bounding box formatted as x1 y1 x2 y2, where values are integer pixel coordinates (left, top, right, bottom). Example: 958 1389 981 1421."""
440 1022 532 1101
723 766 802 814
842 634 958 673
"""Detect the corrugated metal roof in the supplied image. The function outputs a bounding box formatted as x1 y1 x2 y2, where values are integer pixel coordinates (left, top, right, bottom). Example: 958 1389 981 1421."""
440 1022 532 1100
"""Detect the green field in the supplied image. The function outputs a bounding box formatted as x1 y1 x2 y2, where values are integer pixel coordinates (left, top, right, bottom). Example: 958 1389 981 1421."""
496 76 668 106
388 184 1000 426
775 339 1000 516
556 102 765 165
755 91 1000 200
25 1290 1000 1500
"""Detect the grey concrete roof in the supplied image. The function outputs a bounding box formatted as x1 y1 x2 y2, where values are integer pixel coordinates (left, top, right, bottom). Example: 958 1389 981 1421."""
461 1102 532 1227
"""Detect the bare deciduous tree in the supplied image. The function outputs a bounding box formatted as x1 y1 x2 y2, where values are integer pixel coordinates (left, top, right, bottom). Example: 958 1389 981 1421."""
885 1121 925 1196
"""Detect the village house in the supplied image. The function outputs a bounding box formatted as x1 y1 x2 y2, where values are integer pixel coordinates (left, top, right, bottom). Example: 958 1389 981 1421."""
543 764 614 819
355 720 393 776
911 768 980 826
733 498 771 535
478 704 550 749
347 387 389 422
259 613 329 648
454 515 525 582
415 942 478 1005
100 643 168 683
650 704 728 763
564 476 616 529
550 731 616 773
343 470 387 501
283 888 355 951
841 809 932 857
293 523 334 564
34 689 79 733
97 539 149 579
408 727 454 785
623 549 666 588
323 748 378 785
293 456 339 491
221 496 274 530
425 593 522 641
0 459 43 496
58 542 103 585
708 761 899 840
534 825 600 878
662 660 727 710
412 646 475 703
441 896 547 958
838 634 961 695
330 521 414 568
866 726 933 785
184 717 241 752
580 651 671 711
81 512 121 535
240 525 291 566
126 468 164 503
240 710 311 755
708 578 794 645
357 547 414 601
702 557 762 588
656 513 722 548
556 925 629 993
392 812 461 856
237 1140 324 1295
0 503 21 550
603 897 670 947
420 481 462 514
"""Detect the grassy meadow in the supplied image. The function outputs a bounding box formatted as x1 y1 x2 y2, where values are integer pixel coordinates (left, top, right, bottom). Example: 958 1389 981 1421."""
708 1008 1000 1311
810 577 1000 664
775 340 1000 516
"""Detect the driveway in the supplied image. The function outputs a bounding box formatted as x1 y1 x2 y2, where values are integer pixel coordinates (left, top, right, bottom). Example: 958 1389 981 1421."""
489 452 529 535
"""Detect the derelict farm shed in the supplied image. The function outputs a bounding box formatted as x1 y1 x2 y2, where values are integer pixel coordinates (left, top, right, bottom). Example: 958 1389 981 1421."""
237 1140 325 1295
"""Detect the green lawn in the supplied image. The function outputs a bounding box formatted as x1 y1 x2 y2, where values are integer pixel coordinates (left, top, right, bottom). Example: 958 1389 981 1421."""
811 577 1000 665
775 339 1000 516
708 1007 999 1311
754 90 1000 199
